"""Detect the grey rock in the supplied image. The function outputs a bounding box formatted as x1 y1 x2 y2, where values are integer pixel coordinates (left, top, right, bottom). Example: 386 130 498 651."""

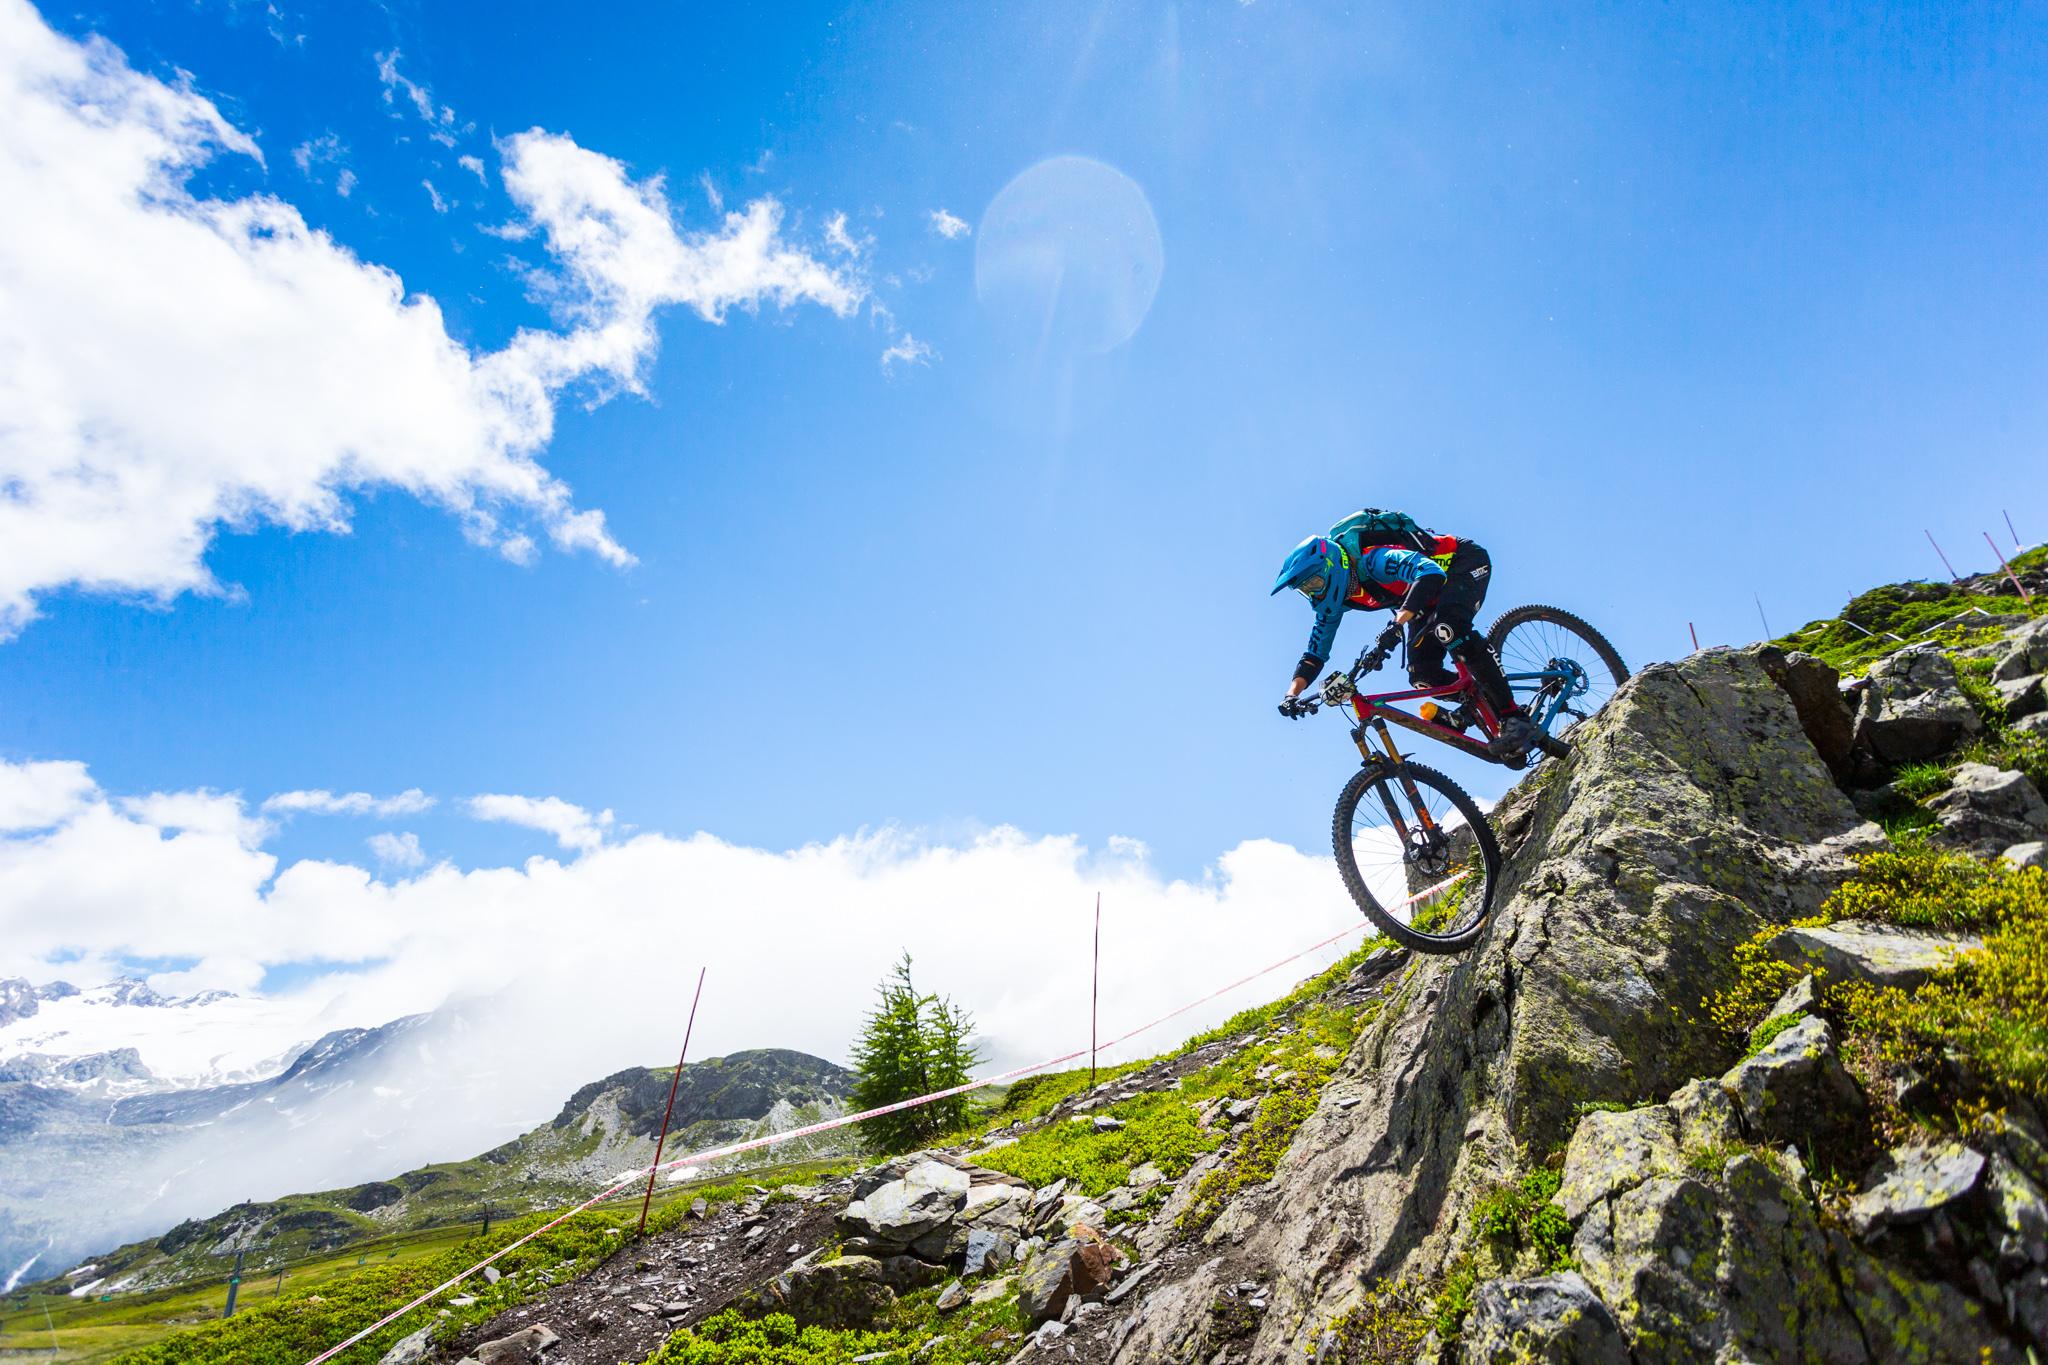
840 1177 960 1246
375 1326 434 1365
1667 1077 1740 1151
1127 1162 1165 1188
1848 1141 1987 1237
934 1279 965 1312
1556 1106 1682 1222
482 1265 501 1285
1762 972 1818 1023
1016 1239 1077 1324
1995 674 2046 720
1985 1154 2048 1269
961 1224 1017 1275
1720 1015 1862 1143
1755 646 1856 781
2019 711 2048 739
1929 762 2048 858
1460 1273 1630 1365
739 1255 895 1329
1994 619 2048 680
1827 1228 2021 1362
1091 1115 1125 1131
2005 841 2048 870
969 1273 1015 1305
1766 920 1973 991
473 1325 559 1365
1853 646 1983 764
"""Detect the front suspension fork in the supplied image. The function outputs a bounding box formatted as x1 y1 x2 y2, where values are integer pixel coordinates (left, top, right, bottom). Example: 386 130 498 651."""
1354 717 1440 848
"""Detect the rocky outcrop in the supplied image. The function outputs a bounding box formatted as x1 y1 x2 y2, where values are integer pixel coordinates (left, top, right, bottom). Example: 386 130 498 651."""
1109 645 1885 1360
1765 919 1975 991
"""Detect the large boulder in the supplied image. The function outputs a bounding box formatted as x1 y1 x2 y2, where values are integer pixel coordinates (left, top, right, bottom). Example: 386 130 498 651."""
1852 647 1983 765
1105 647 1885 1361
1016 1239 1079 1324
1459 1273 1630 1364
1555 1107 1682 1222
839 1159 971 1247
1927 763 2048 859
1847 1141 1987 1238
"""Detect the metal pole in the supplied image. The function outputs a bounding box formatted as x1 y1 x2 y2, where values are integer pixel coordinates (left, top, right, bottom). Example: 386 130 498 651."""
222 1250 244 1318
1090 893 1101 1087
638 967 706 1237
1925 530 1961 583
1753 594 1771 640
1986 533 2033 603
1688 622 1699 653
2006 510 2023 551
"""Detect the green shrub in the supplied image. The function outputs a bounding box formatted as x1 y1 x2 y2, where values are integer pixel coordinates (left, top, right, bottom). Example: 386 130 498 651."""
1887 762 1952 802
1744 1011 1806 1059
970 1090 1216 1197
642 1296 1022 1365
1839 865 2048 1106
1318 1280 1438 1365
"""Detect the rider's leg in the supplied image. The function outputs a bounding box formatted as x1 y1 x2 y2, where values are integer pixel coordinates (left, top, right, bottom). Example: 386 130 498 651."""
1405 623 1456 688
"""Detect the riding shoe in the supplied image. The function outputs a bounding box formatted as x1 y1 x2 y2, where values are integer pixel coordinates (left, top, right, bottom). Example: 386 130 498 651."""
1489 714 1539 762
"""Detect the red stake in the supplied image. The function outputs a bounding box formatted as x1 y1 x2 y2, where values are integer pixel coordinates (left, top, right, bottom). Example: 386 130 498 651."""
2007 510 2023 551
1090 894 1101 1087
1986 532 2033 603
638 967 706 1237
1688 622 1699 653
1926 530 1961 583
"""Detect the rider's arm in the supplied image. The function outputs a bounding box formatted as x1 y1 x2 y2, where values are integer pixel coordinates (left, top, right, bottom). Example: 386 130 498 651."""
1359 547 1447 617
1286 596 1347 696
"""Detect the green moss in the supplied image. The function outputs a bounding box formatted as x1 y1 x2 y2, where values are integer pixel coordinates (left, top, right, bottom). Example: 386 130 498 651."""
969 1090 1217 1197
1174 939 1387 1055
1744 1011 1807 1060
642 1285 1026 1364
1886 762 1952 802
1319 1279 1438 1365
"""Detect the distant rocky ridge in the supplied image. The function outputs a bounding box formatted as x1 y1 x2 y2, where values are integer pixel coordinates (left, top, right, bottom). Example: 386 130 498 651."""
10 1047 855 1299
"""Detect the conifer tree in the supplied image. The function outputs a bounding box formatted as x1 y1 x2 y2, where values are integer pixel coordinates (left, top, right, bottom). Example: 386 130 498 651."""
849 953 983 1153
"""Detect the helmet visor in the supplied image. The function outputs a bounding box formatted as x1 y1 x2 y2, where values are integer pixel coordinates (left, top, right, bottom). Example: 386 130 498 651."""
1295 573 1327 601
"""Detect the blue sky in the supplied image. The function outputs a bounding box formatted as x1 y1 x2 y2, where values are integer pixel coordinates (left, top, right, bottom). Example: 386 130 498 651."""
2 0 2045 1025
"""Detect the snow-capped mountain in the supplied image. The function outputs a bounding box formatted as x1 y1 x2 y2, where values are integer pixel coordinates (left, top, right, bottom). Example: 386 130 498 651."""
0 977 344 1093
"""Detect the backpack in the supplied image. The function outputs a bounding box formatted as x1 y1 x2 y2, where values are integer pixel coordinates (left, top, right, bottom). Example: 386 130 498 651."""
1328 508 1435 559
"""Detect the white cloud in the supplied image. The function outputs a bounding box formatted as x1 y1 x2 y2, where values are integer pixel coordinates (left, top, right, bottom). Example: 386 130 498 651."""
881 333 935 372
0 2 868 638
374 48 462 147
263 789 435 818
928 208 970 240
697 171 722 212
458 154 486 184
422 178 449 213
464 793 612 852
290 132 351 196
0 756 1360 1099
824 211 862 256
367 830 426 868
0 760 95 832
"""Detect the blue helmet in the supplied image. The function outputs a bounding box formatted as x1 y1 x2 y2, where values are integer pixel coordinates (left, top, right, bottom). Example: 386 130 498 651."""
1271 535 1348 607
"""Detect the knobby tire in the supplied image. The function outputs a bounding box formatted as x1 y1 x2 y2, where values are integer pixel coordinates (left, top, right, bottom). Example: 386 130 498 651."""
1331 761 1502 954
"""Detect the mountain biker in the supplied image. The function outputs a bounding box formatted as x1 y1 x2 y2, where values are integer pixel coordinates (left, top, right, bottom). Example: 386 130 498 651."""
1271 509 1537 761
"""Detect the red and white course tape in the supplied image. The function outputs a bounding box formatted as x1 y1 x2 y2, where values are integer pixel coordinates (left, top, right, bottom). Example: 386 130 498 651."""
302 873 1461 1363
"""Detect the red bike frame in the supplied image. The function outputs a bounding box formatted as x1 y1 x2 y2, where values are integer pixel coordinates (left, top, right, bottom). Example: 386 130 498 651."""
1346 658 1505 768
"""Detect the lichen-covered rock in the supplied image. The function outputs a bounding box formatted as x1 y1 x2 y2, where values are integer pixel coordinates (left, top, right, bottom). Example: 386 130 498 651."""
1993 619 2048 681
1847 1141 1986 1238
1720 1015 1863 1144
1766 920 1974 991
1555 1106 1681 1222
2005 840 2047 870
839 1160 970 1247
1852 646 1984 764
740 1255 895 1329
1993 674 2046 721
1016 1239 1078 1324
1458 1273 1629 1364
1826 1229 2021 1363
1927 762 2048 859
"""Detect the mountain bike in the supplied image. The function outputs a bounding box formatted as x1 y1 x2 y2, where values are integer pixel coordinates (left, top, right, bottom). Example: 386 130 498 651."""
1288 605 1628 953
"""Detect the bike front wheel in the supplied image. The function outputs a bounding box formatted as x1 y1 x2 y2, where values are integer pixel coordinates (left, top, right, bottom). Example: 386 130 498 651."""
1486 604 1630 744
1332 761 1501 954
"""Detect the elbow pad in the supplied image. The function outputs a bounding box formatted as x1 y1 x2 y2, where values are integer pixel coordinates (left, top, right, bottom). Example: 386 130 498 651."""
1293 653 1325 686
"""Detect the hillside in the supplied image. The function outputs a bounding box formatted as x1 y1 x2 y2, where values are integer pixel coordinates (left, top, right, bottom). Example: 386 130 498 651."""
17 560 2048 1365
8 1049 853 1309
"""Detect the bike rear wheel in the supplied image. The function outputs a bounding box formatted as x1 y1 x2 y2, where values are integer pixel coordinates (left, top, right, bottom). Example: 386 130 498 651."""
1485 604 1629 743
1331 761 1501 954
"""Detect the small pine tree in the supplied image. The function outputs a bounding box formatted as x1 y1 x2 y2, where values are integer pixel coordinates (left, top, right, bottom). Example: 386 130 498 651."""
849 953 984 1154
